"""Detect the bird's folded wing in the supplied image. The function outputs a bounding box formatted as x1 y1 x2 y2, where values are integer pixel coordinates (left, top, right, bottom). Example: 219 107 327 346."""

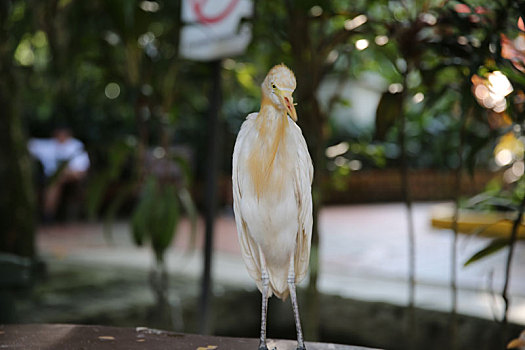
232 113 262 284
292 122 314 283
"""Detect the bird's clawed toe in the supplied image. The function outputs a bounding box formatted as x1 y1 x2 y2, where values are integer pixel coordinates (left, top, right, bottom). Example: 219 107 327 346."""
258 342 278 350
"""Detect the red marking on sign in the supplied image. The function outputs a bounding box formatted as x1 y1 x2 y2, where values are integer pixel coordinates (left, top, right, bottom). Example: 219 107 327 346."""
192 0 240 24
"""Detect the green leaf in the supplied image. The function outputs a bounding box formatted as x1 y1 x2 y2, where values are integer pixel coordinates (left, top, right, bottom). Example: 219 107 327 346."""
178 187 198 250
464 238 510 267
171 154 193 186
131 177 157 246
85 140 134 220
131 201 148 246
85 173 111 221
374 92 403 141
103 182 135 245
150 184 179 263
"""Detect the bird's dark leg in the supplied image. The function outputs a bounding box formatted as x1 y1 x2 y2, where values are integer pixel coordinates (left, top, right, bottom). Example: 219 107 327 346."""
259 252 271 350
288 254 306 350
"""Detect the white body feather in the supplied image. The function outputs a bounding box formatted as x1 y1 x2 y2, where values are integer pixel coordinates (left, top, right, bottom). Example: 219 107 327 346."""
232 108 313 299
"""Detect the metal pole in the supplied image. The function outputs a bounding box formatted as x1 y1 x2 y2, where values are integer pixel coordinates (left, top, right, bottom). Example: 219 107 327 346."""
199 59 222 335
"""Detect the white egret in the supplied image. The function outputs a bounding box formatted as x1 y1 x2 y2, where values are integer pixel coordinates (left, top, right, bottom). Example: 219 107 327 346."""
232 64 313 350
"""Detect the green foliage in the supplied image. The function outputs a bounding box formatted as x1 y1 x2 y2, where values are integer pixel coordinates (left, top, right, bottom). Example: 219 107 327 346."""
374 92 403 141
468 179 525 213
463 178 525 273
85 137 197 264
464 238 510 266
2 0 200 266
85 140 134 221
132 177 180 264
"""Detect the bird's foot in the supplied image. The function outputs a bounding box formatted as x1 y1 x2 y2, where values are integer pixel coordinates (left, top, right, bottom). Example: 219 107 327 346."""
258 341 269 350
258 342 277 350
258 346 276 350
296 343 306 350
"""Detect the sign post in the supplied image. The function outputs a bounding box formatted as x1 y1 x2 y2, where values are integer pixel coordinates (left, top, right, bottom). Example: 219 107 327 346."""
199 59 221 335
179 0 253 335
180 0 253 61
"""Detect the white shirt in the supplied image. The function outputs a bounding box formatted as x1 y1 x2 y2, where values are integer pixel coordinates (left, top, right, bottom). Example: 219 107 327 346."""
28 138 90 177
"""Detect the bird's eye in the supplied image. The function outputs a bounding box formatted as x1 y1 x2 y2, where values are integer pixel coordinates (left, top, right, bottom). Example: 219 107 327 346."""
272 83 276 89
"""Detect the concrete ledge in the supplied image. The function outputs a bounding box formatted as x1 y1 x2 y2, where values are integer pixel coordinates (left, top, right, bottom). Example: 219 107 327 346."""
0 324 380 350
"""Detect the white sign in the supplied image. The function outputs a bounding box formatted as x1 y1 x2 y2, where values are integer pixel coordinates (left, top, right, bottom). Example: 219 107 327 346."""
180 0 253 61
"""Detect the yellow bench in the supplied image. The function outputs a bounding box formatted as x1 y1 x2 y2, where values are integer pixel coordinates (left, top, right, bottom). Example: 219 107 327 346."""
430 203 525 239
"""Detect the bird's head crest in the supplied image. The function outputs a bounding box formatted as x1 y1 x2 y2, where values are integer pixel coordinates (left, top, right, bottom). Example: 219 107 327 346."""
261 64 298 120
263 64 296 91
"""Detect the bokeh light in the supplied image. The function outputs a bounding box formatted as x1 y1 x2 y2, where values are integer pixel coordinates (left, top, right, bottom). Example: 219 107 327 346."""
355 39 369 50
325 142 349 158
105 82 121 99
375 35 389 46
388 83 403 94
495 148 513 166
139 1 160 12
412 92 424 104
344 14 367 31
309 5 323 17
472 71 513 113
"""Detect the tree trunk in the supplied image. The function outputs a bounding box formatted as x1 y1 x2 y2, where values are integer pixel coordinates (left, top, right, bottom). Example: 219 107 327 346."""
0 64 36 258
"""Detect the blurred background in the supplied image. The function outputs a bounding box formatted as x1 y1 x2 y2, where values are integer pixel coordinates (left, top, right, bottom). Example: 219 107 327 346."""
1 0 525 349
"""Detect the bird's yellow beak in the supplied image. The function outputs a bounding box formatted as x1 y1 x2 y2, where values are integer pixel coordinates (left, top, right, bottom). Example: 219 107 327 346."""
276 89 297 121
508 338 525 349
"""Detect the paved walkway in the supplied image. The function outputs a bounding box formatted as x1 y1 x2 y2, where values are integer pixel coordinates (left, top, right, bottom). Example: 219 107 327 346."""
37 202 525 325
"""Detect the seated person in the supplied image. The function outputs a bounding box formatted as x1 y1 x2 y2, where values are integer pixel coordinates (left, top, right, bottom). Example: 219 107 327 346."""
28 126 90 221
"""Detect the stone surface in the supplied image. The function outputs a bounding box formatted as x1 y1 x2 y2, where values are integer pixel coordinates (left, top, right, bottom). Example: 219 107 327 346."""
0 324 379 350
